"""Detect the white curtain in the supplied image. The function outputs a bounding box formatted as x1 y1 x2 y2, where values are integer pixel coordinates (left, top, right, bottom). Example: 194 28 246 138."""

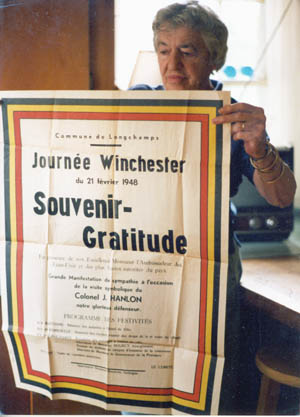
264 0 300 207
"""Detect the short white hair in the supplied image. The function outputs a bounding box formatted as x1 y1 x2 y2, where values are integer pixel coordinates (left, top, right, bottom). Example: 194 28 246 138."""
152 1 228 71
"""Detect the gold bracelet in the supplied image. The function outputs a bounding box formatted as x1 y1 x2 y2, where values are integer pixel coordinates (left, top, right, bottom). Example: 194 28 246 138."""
257 149 279 173
250 145 280 173
259 162 286 184
252 140 272 162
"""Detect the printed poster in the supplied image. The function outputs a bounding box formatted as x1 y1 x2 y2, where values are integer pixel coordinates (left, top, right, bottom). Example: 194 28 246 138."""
0 90 230 414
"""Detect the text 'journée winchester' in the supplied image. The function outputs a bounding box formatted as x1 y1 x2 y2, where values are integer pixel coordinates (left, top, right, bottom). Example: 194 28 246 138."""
31 152 186 174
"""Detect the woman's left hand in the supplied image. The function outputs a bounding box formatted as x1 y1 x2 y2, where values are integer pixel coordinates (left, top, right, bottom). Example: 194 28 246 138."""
212 102 267 159
212 102 297 208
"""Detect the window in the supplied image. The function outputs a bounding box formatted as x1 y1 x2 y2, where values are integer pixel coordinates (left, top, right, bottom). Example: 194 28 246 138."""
114 0 300 207
115 0 172 90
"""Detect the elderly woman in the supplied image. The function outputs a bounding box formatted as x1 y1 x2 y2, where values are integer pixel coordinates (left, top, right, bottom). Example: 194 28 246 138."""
130 1 296 414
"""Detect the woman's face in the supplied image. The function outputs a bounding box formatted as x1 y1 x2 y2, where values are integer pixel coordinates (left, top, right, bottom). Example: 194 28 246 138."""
156 25 214 90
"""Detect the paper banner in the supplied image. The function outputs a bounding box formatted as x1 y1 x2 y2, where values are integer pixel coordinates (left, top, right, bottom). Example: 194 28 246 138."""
0 90 230 414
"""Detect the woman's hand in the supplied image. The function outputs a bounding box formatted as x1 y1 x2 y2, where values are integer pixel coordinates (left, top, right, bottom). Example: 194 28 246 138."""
212 102 267 159
212 102 296 208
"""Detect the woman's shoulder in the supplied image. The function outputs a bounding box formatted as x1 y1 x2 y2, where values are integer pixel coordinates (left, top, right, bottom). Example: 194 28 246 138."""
129 84 164 91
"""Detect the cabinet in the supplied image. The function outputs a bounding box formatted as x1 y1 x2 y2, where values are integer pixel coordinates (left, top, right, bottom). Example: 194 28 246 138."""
0 0 118 414
0 0 115 90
